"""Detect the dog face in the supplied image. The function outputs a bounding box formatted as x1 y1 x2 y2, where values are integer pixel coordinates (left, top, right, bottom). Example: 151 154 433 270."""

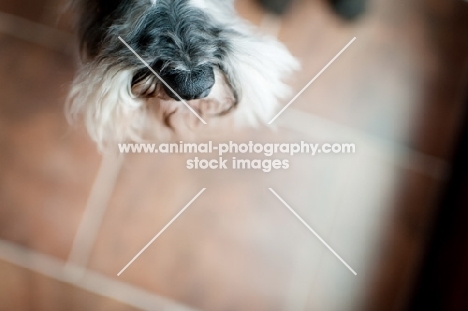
123 0 230 102
68 0 298 148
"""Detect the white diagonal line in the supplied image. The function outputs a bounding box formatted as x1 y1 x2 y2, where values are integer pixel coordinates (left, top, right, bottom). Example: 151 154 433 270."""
268 37 356 124
118 36 207 125
117 188 206 276
268 188 357 275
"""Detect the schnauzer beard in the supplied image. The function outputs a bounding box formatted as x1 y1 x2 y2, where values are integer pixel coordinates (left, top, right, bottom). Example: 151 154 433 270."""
67 0 299 149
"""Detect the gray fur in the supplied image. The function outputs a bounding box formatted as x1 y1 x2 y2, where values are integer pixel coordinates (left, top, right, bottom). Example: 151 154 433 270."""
68 0 298 148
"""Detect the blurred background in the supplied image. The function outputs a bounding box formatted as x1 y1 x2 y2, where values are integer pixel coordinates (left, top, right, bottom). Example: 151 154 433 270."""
0 0 467 310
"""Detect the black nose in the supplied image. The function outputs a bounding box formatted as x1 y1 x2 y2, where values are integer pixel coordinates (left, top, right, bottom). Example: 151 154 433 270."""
160 65 215 101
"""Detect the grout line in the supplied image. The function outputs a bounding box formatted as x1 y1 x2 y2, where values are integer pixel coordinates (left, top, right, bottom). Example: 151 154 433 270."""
278 108 449 180
65 155 125 282
117 188 206 276
0 239 197 311
0 11 72 53
259 11 445 180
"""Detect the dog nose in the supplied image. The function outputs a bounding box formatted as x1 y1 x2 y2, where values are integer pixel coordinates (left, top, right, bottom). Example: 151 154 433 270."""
160 65 215 101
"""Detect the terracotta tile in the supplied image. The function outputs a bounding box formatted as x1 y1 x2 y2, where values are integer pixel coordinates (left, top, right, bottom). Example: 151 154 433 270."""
0 0 72 34
0 35 100 260
84 121 418 310
0 0 47 23
0 259 141 311
0 0 462 310
276 0 467 160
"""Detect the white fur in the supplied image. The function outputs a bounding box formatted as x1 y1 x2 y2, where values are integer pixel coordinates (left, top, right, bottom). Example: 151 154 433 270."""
192 0 299 125
67 64 150 148
67 0 299 149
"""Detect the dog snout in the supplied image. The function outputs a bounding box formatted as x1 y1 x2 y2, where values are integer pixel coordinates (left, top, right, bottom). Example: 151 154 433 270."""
160 65 215 101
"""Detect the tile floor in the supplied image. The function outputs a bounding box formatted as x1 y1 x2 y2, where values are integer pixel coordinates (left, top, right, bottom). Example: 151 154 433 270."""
0 0 467 310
